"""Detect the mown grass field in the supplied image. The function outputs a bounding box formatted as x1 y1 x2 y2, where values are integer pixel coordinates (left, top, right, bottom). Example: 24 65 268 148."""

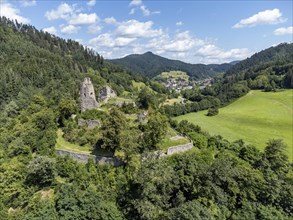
175 90 293 161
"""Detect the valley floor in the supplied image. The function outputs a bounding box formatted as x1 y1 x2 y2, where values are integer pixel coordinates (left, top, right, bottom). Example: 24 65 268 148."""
175 90 293 161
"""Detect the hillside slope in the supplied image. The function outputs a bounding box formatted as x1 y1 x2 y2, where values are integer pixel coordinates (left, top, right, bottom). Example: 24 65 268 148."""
208 43 293 104
0 17 142 109
109 51 232 80
175 90 293 161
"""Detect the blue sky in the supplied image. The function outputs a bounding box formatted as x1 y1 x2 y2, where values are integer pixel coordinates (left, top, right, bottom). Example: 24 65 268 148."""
1 0 292 64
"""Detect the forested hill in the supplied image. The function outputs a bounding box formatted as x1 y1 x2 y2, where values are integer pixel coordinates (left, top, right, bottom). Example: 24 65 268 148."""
0 17 143 109
226 43 293 76
208 43 293 103
109 51 232 80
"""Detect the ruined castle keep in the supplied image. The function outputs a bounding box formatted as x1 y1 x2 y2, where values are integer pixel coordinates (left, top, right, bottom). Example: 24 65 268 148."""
80 77 98 112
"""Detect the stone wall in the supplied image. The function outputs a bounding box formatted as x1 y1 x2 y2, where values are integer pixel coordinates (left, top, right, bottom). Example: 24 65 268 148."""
56 150 122 166
166 143 193 155
56 142 193 166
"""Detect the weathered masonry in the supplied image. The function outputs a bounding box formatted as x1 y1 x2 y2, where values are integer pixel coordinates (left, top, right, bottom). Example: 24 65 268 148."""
80 77 98 112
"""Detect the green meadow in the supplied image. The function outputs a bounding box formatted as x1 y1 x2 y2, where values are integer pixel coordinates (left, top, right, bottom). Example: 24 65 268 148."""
175 90 293 160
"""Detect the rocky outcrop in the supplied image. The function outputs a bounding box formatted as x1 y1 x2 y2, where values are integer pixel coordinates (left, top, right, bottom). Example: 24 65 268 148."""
56 150 122 166
80 77 98 112
98 86 116 102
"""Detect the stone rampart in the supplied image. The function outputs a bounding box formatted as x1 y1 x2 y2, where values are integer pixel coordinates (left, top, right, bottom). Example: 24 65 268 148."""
56 141 193 165
56 150 122 166
166 143 193 155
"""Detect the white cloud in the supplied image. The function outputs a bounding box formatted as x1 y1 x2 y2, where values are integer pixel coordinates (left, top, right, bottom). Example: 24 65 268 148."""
176 21 183 26
129 0 159 16
1 2 30 23
43 26 57 35
89 33 136 47
129 8 135 15
164 31 204 52
196 45 251 63
45 3 73 21
20 0 36 7
87 0 96 7
68 13 99 25
104 17 117 25
116 20 163 38
145 31 204 54
274 26 293 35
115 37 137 47
233 8 286 28
88 24 102 34
85 16 251 63
129 0 142 6
60 24 80 34
140 5 150 16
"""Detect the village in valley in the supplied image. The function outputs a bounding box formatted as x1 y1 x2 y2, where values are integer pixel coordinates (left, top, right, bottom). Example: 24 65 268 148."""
153 70 212 92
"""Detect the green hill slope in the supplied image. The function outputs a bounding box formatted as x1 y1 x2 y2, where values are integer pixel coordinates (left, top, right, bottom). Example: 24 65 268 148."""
175 90 293 160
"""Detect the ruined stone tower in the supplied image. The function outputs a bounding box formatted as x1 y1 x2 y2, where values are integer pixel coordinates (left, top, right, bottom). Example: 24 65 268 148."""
80 77 98 112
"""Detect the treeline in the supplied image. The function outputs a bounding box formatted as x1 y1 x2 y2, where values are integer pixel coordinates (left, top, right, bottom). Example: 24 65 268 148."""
161 95 220 117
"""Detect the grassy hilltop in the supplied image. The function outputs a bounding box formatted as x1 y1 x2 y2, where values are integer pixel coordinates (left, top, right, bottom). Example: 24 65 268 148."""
175 90 293 160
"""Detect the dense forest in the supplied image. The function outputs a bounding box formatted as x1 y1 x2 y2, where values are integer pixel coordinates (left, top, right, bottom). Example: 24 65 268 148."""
0 17 292 219
109 51 232 80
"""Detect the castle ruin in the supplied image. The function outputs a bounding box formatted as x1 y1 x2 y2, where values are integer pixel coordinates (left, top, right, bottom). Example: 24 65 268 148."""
98 86 116 102
80 77 98 112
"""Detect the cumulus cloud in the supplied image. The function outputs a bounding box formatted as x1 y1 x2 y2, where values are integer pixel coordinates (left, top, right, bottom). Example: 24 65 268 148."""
88 24 102 34
104 17 117 25
20 0 36 7
60 24 80 34
274 26 293 35
176 21 183 26
87 0 96 7
233 8 286 28
129 0 142 7
45 3 100 35
1 2 30 23
129 0 159 16
68 13 99 25
86 15 251 63
116 20 163 38
163 31 204 52
145 31 204 54
43 26 57 35
196 45 251 63
140 5 150 16
89 33 136 47
45 3 73 21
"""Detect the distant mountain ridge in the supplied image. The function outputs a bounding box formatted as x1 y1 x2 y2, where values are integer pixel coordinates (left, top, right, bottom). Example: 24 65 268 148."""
109 52 233 80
